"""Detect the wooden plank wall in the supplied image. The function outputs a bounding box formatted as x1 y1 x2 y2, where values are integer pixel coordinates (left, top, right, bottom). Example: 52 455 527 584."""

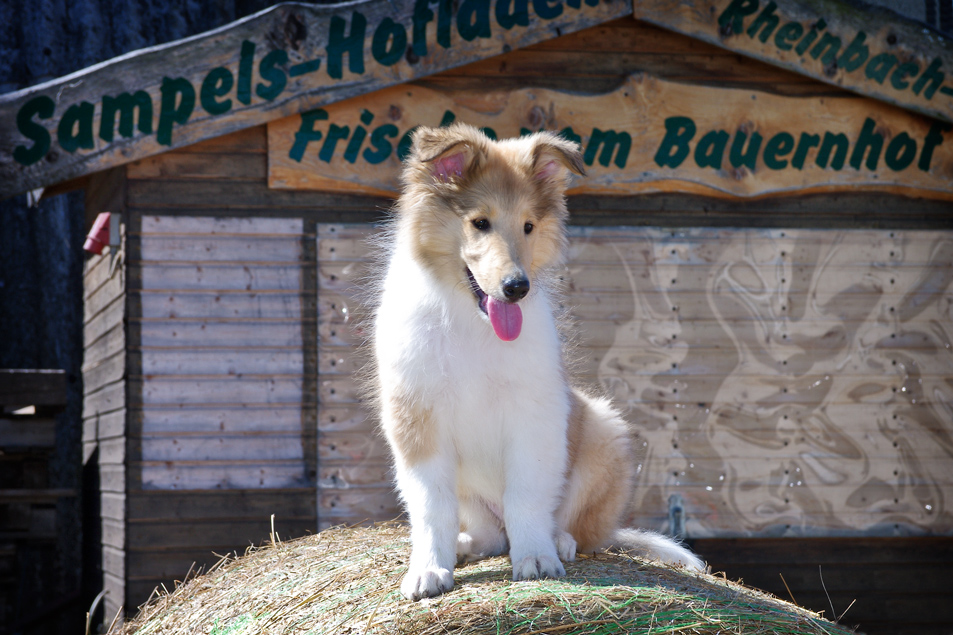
81 174 127 624
318 225 953 537
108 16 953 628
131 214 308 490
117 129 321 607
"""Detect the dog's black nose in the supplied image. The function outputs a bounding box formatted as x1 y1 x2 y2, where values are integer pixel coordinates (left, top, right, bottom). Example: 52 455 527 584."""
502 276 530 301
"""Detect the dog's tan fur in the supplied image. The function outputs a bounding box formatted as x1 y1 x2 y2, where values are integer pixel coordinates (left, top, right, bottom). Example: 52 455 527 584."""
382 385 438 467
561 389 637 552
372 124 703 600
398 125 577 301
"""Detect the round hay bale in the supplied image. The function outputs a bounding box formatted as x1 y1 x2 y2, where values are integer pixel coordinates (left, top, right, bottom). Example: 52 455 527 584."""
113 523 854 635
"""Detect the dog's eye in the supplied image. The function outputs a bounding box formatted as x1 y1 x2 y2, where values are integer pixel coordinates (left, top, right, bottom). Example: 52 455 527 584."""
524 222 534 235
472 218 490 231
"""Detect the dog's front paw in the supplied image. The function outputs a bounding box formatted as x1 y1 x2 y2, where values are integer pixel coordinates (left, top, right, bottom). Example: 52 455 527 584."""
555 530 577 562
456 532 477 564
511 553 566 581
401 566 454 601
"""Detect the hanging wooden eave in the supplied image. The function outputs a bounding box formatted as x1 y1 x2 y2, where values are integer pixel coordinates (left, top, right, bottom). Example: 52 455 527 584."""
0 0 630 201
633 0 953 124
1 0 951 203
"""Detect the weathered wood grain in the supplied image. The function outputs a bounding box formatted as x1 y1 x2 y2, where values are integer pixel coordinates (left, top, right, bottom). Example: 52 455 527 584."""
0 0 629 199
83 381 126 417
133 263 305 291
134 404 304 434
633 0 953 124
137 320 305 348
82 354 126 397
127 152 265 181
139 214 303 235
137 235 303 262
127 215 315 493
133 376 304 406
317 223 953 536
174 126 267 154
134 347 305 375
140 433 306 462
270 74 953 200
138 460 309 490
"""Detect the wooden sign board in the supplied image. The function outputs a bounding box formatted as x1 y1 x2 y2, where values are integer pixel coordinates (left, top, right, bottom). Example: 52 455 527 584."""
633 0 953 125
0 0 628 200
268 74 953 200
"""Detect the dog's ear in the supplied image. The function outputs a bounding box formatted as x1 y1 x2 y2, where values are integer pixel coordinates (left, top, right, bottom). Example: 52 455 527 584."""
531 133 585 184
410 124 486 184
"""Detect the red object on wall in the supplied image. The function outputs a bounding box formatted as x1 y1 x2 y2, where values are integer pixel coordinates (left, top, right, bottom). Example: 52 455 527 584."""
83 212 111 254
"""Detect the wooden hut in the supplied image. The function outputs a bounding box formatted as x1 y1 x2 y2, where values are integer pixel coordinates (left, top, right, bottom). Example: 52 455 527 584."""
2 0 951 631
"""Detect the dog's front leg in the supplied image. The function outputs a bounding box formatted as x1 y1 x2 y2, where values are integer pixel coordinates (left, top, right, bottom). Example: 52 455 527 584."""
394 453 458 600
502 427 568 581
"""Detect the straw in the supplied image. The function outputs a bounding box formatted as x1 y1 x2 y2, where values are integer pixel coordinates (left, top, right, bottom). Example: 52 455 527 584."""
113 522 857 635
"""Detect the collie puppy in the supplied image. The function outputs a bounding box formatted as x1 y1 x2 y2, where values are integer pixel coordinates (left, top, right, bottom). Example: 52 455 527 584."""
371 124 703 600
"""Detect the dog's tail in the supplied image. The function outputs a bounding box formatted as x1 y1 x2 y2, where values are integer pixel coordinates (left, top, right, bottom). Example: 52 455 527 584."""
610 528 705 571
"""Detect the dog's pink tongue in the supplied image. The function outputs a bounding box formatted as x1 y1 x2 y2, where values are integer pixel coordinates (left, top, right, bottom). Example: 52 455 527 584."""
486 296 522 341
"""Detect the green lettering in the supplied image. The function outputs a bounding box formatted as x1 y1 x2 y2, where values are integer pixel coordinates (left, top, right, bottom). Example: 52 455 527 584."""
157 76 196 146
866 53 897 84
458 0 491 41
654 117 695 168
791 132 820 170
919 121 950 172
533 0 563 20
200 67 234 115
763 132 794 169
890 62 919 90
816 132 848 169
729 130 762 170
397 126 419 161
884 132 916 171
745 1 779 43
694 130 729 169
257 49 288 101
912 58 945 99
774 22 803 51
327 13 367 79
412 0 434 57
795 19 825 55
837 31 869 73
320 124 351 163
344 110 375 163
810 32 841 66
100 91 153 142
373 17 408 66
585 128 631 168
437 0 452 48
849 118 883 170
439 110 456 127
496 0 529 29
237 40 255 106
717 0 759 36
57 101 95 153
13 96 54 166
289 109 329 162
364 123 399 164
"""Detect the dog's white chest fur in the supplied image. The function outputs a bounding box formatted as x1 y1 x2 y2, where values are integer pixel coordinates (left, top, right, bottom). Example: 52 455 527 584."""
373 124 703 601
375 248 570 495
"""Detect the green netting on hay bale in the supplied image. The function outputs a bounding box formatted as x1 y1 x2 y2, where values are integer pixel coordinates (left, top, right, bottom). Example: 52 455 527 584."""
114 523 856 635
